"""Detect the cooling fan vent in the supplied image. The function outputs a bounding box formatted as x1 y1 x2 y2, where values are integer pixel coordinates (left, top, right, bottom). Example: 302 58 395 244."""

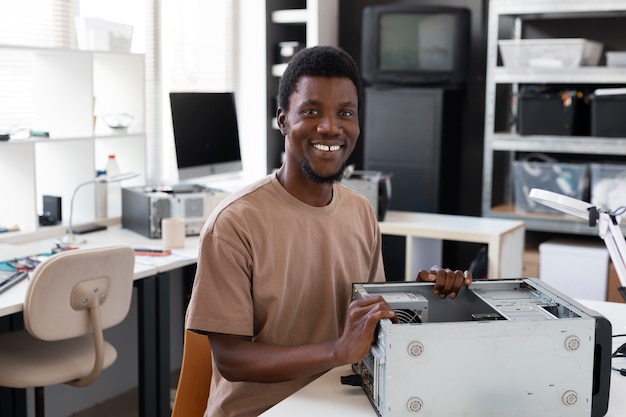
394 309 422 324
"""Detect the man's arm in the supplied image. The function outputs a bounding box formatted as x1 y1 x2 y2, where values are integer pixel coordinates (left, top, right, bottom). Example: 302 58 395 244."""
207 296 395 383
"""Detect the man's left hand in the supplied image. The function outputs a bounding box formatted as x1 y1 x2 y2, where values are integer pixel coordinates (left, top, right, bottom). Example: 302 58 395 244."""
416 266 472 299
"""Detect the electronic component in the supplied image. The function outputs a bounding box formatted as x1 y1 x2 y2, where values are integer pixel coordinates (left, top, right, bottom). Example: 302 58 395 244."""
0 270 28 294
350 279 611 417
122 185 228 238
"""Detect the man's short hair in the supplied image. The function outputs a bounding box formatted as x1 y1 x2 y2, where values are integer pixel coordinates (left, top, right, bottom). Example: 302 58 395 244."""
277 45 363 113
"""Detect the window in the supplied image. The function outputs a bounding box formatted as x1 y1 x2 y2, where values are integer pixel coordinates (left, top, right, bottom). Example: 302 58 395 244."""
0 0 264 184
0 0 77 134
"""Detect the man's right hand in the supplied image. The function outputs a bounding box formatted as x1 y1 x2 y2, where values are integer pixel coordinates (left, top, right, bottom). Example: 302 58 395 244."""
334 296 396 364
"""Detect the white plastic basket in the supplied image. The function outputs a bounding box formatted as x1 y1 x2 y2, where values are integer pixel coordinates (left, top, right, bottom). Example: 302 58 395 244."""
498 38 603 69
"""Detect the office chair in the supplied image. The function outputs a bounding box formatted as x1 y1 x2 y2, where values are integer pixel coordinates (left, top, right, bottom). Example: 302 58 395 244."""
171 316 212 417
0 245 135 417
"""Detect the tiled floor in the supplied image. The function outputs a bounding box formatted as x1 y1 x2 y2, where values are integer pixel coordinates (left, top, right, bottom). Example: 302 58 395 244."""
71 389 139 417
71 371 179 417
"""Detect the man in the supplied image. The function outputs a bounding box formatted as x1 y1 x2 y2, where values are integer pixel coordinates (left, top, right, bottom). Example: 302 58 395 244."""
186 45 471 417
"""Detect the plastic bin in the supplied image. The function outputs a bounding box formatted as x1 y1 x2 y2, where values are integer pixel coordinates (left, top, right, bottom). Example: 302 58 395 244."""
590 163 626 211
498 38 603 68
606 51 626 67
513 161 587 213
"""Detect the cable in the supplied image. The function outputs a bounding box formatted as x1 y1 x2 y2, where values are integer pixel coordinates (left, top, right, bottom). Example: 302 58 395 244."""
612 367 626 376
340 374 363 387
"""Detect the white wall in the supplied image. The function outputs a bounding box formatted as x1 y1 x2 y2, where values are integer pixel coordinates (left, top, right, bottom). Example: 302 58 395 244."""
238 0 268 179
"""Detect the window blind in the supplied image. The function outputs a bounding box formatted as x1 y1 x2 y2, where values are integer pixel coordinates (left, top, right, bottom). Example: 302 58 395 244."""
0 0 77 134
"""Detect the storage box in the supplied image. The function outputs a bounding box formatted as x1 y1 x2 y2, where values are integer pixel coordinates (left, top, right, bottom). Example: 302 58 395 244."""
518 89 590 136
539 239 609 301
590 89 626 137
75 17 133 52
607 263 625 303
513 161 587 213
590 163 626 210
606 51 626 67
498 38 603 68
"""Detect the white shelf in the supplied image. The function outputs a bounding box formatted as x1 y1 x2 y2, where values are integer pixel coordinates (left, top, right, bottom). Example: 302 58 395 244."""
0 47 146 234
482 0 626 235
492 134 626 155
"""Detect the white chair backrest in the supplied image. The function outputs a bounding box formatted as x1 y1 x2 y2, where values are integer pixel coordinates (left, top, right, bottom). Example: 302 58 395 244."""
23 245 135 341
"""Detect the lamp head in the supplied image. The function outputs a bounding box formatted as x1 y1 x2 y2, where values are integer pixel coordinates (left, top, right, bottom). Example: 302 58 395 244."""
528 188 592 220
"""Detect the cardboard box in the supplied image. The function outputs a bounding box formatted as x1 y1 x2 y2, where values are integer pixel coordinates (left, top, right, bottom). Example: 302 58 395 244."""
607 263 625 303
523 248 540 278
539 239 609 301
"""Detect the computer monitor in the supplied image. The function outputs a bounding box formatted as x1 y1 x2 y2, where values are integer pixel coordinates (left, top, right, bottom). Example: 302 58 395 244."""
169 92 242 182
361 5 471 87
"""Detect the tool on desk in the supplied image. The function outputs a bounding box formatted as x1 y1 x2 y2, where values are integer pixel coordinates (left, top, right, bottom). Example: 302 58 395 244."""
0 225 20 233
72 224 108 234
0 270 29 294
134 248 172 256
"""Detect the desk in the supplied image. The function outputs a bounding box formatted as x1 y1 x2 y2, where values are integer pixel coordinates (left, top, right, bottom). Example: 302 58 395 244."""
262 299 626 416
379 211 525 279
0 211 524 416
0 226 200 417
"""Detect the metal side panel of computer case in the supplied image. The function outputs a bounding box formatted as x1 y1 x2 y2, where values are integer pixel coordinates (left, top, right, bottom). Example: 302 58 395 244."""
351 278 612 417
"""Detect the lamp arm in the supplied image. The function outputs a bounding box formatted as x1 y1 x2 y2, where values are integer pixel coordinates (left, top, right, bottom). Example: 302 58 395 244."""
598 213 626 289
67 179 99 235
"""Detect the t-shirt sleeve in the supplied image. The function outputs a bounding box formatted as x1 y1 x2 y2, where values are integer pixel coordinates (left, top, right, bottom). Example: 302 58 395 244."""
186 219 255 337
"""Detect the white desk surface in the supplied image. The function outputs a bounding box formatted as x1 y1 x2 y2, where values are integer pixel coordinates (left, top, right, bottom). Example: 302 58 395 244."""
262 299 626 417
379 211 525 279
0 211 526 317
379 211 524 241
0 225 200 317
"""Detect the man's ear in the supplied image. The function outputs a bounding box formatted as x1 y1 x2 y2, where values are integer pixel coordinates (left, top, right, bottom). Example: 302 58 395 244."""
276 108 287 136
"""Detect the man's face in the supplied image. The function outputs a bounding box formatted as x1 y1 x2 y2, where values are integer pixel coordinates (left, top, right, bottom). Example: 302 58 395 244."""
278 75 360 184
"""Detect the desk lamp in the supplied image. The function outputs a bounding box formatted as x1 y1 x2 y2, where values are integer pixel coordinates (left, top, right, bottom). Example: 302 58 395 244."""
529 188 626 302
56 171 140 247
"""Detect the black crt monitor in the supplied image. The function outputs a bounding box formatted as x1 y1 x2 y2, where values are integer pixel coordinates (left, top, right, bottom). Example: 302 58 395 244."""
169 92 242 181
361 5 471 87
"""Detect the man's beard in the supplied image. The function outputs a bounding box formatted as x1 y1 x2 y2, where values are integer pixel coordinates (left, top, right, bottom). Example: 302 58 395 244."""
301 160 345 184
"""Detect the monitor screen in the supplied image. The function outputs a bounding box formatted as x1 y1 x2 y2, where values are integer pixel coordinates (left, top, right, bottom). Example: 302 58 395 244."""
379 13 457 72
361 5 470 87
169 92 242 182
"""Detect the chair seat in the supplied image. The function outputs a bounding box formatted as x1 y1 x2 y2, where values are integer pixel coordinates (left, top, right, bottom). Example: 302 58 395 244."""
0 330 117 388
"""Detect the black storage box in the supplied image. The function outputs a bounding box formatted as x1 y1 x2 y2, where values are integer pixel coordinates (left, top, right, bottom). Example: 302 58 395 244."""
518 89 590 136
591 92 626 137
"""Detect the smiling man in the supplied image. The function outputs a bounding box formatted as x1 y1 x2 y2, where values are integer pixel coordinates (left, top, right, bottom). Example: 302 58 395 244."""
185 46 470 417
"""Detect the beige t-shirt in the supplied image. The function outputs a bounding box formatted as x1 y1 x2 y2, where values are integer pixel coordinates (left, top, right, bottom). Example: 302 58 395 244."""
186 173 385 417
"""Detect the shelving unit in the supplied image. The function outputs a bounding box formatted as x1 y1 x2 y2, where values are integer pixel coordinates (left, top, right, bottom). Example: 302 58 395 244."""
482 0 626 236
265 0 338 172
0 46 146 237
